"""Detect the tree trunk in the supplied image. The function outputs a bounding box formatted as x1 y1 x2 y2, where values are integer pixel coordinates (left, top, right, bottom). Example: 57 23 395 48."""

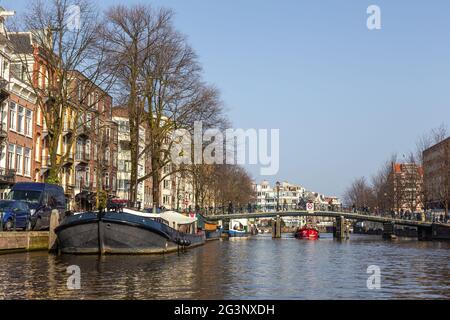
46 137 60 183
151 157 160 210
129 119 139 205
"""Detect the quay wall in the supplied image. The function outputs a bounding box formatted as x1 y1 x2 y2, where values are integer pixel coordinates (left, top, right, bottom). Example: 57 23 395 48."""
0 232 49 254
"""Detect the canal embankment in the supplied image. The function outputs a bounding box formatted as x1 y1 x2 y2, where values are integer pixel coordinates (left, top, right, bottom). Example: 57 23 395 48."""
0 232 49 254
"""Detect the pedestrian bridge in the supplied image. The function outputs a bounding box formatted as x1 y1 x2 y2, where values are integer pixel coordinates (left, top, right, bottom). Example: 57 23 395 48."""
204 210 450 241
205 210 433 228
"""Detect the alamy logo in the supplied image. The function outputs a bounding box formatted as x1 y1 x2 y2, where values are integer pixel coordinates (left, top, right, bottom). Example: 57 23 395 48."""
366 265 381 290
170 121 280 176
367 5 381 30
67 265 81 290
66 5 81 31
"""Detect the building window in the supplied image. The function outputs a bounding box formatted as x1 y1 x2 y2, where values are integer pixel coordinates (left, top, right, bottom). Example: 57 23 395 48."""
9 102 16 130
35 135 41 161
25 109 32 136
77 81 83 102
11 63 26 81
2 61 8 79
1 102 6 128
85 167 90 187
37 106 42 126
105 148 110 165
8 144 15 170
24 148 31 176
95 92 99 112
76 139 83 160
16 146 23 175
86 140 91 160
17 106 24 134
105 173 110 189
86 113 92 129
76 170 84 189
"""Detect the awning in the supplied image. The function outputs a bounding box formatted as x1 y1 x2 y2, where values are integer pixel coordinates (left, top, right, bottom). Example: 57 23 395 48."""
161 211 197 226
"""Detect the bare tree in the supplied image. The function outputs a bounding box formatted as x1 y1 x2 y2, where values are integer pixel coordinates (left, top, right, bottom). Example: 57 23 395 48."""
102 5 171 205
101 4 251 211
9 0 113 183
371 154 397 213
344 177 375 211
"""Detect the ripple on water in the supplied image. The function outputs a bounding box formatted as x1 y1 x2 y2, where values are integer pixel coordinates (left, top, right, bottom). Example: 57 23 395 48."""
0 235 449 299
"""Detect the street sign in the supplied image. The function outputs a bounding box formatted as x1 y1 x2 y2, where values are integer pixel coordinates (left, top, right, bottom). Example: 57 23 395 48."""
306 202 314 213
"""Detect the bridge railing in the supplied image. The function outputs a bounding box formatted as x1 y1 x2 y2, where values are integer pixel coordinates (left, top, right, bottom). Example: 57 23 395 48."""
199 205 448 224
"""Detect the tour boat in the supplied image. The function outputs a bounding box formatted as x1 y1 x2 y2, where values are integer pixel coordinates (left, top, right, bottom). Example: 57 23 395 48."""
294 226 320 240
55 209 206 254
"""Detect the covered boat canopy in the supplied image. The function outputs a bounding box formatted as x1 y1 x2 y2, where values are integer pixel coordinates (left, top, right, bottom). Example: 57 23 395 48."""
196 213 218 231
161 211 197 226
122 209 197 230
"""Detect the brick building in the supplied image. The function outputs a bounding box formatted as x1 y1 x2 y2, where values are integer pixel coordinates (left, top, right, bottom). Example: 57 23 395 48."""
0 8 118 209
0 11 41 199
423 137 450 211
390 163 424 213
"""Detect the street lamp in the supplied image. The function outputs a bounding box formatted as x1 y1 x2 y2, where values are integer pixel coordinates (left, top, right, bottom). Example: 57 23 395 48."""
276 181 280 212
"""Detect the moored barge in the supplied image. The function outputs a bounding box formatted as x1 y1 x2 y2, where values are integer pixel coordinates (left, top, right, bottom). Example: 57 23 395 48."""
55 209 205 254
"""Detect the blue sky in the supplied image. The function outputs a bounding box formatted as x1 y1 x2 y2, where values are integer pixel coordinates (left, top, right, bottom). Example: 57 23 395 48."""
2 0 450 197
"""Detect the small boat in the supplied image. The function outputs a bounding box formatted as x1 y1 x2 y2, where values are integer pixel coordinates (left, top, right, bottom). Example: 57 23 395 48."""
205 227 223 241
294 226 320 240
226 219 251 238
226 229 249 237
55 209 206 254
196 214 223 241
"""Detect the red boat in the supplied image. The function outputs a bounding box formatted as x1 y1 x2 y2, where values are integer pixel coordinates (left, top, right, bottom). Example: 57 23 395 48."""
294 226 319 240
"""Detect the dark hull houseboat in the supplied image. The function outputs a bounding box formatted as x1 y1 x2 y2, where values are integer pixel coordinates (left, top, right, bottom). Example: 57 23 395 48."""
55 209 206 254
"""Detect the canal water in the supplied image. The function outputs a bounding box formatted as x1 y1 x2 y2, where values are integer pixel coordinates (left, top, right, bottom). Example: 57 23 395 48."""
0 234 449 300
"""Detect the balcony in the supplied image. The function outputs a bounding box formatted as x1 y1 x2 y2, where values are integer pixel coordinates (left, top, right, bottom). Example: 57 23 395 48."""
41 156 52 169
75 151 89 165
63 152 74 165
0 123 7 144
0 79 10 104
0 168 15 185
63 178 75 195
76 124 90 138
76 178 93 192
101 159 110 169
63 121 75 136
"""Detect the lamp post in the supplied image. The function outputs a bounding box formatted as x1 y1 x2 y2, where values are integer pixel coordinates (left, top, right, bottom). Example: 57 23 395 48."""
276 181 280 212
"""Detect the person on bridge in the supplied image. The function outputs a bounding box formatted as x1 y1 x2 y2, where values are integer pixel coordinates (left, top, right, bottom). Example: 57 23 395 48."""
228 201 233 215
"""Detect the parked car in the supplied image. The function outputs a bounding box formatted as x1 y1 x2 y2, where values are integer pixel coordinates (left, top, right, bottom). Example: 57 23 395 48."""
0 200 31 231
8 183 67 231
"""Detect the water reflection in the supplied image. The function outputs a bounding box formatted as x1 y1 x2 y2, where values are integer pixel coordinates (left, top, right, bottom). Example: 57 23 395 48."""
0 234 449 300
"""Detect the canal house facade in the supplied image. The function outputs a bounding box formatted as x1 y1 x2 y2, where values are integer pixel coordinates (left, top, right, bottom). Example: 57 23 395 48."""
423 137 450 212
0 10 119 209
0 13 41 199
